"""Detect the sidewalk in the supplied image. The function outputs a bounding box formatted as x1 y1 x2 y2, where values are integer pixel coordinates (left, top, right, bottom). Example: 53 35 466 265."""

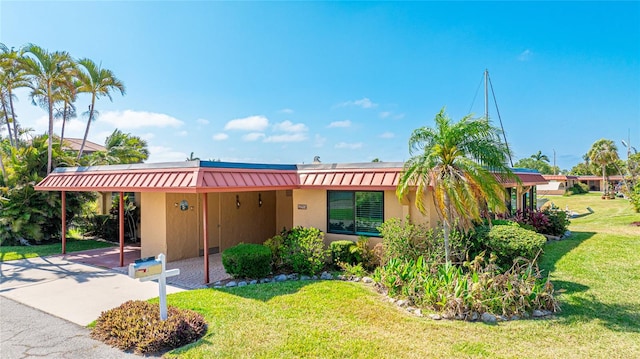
0 256 184 326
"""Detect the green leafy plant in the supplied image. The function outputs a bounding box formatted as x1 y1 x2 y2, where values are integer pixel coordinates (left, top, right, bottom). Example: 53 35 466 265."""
222 243 272 279
330 240 358 265
338 262 367 278
263 233 285 269
473 225 546 269
91 300 207 354
280 226 328 275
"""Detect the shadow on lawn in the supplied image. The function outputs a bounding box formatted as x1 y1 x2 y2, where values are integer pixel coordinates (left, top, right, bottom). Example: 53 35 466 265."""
539 231 595 274
212 279 315 302
540 232 640 333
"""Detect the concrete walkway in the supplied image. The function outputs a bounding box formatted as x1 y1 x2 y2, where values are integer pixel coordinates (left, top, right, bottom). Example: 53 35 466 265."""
1 296 141 358
0 256 184 326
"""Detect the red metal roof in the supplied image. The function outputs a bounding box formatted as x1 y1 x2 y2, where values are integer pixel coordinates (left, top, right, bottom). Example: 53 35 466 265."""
298 167 401 190
35 166 299 193
35 162 548 193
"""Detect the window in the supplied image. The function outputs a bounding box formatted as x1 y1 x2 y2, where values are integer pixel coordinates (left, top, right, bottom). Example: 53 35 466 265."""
327 191 383 236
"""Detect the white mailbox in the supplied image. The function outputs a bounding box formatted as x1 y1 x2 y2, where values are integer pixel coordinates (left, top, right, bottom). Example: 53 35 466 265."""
128 257 162 279
128 253 180 320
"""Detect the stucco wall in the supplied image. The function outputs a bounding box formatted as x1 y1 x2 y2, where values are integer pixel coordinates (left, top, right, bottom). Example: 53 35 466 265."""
276 190 293 232
140 192 167 258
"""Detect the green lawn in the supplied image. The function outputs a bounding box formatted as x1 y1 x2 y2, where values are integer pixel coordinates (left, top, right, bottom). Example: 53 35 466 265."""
0 239 115 262
161 192 640 358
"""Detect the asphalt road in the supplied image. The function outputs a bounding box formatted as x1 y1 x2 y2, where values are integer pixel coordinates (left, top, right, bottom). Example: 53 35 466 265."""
0 296 142 359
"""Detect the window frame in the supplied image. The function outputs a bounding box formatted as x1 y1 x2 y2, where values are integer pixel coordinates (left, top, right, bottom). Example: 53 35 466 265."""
326 190 384 237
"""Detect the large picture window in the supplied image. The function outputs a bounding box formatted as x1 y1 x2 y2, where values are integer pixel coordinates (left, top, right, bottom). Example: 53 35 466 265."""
327 191 383 236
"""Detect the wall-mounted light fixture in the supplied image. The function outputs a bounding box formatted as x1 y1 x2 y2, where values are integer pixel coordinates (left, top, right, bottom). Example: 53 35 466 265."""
236 195 241 209
258 193 263 207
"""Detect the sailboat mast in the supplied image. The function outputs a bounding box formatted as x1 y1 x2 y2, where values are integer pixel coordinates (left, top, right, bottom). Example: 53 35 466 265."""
484 69 489 120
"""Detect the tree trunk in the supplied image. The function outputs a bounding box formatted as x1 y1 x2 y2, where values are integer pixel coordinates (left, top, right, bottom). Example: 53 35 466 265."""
77 95 95 160
443 193 451 264
0 150 6 183
1 97 14 148
60 101 68 150
602 165 607 195
47 83 54 175
8 87 19 148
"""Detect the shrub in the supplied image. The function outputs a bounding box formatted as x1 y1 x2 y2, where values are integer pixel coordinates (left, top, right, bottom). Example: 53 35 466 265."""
263 234 285 269
373 255 558 318
91 300 207 354
222 243 272 278
280 226 328 275
355 236 379 271
542 209 570 236
631 182 640 213
474 225 546 269
565 182 589 195
330 240 358 265
339 262 367 278
378 217 467 265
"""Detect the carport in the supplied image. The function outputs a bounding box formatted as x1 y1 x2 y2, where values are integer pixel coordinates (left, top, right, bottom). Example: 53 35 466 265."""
35 161 298 284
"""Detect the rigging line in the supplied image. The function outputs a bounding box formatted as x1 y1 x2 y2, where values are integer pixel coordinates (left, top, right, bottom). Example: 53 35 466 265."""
467 73 485 115
487 74 514 167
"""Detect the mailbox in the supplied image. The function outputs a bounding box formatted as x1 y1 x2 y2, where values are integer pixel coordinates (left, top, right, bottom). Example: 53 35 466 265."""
128 256 162 279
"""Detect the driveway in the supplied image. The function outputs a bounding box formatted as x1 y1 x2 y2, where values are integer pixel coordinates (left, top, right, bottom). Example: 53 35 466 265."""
0 256 184 326
1 296 140 358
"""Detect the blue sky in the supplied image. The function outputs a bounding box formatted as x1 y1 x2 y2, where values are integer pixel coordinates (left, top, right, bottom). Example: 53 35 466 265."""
1 1 639 170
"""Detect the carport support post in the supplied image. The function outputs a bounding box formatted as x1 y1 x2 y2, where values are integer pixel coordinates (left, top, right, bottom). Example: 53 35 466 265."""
202 193 209 284
119 192 125 267
61 191 66 254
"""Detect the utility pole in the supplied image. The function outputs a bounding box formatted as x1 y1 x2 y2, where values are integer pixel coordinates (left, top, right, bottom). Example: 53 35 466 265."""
553 149 557 175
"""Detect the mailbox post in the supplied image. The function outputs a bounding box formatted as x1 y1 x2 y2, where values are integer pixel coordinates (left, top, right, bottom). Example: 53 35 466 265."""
128 253 179 320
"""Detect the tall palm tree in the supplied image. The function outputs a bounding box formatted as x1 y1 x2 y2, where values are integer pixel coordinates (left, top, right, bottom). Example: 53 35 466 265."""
0 43 30 148
0 89 14 147
587 139 619 195
396 108 517 263
530 150 550 163
21 44 76 174
76 58 125 159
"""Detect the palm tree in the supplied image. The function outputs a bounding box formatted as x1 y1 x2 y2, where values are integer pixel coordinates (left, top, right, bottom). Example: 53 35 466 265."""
21 44 76 174
76 58 125 159
530 150 550 163
0 43 30 148
104 129 148 164
396 108 517 263
55 83 78 150
186 152 200 161
587 139 619 195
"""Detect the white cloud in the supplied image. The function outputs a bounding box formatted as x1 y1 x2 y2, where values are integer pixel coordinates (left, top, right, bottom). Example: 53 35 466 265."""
98 110 184 129
196 118 210 125
212 133 229 141
140 132 156 140
175 131 187 137
243 132 266 141
147 146 188 163
338 97 377 109
379 111 405 120
273 120 308 133
224 115 269 131
279 108 294 114
518 49 533 61
335 142 363 149
328 120 351 128
379 132 395 138
314 134 326 148
264 133 308 143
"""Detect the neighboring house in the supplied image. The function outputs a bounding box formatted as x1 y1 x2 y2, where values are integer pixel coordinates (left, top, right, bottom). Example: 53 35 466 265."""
538 174 579 195
35 160 547 283
61 138 107 155
576 175 625 192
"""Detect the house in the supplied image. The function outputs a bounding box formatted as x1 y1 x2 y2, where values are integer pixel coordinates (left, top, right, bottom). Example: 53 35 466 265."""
35 160 547 283
61 137 107 155
537 174 580 195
